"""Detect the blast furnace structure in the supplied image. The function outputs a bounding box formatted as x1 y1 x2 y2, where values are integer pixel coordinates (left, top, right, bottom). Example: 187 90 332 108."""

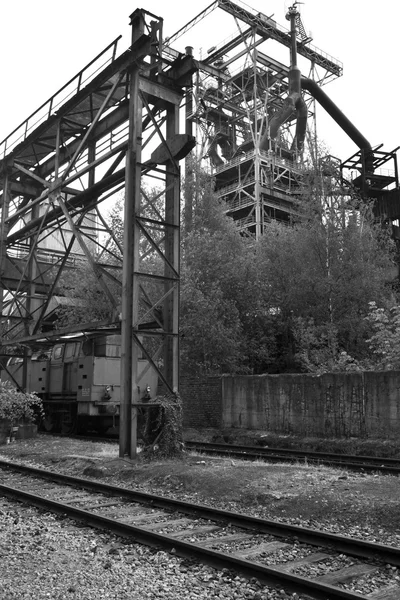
179 1 399 237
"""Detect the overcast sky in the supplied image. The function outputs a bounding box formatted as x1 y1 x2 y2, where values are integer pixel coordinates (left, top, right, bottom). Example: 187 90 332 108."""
0 0 398 164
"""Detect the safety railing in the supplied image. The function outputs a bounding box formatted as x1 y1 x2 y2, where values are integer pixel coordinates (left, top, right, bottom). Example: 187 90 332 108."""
7 243 82 267
215 149 256 173
0 37 122 160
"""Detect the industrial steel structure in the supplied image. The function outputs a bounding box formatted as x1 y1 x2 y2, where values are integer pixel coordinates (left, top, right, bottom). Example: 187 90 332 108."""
181 1 399 235
0 9 196 457
1 1 399 456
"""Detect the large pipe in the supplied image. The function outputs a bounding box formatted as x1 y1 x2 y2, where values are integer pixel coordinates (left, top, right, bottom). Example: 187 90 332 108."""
260 75 374 172
260 3 374 172
301 77 373 168
260 5 307 154
260 65 307 153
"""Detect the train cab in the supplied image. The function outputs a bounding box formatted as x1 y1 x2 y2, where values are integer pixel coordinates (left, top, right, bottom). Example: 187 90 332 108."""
3 334 158 434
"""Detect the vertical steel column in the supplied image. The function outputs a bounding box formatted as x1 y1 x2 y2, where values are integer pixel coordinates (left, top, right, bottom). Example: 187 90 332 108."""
0 167 10 331
23 201 40 391
254 150 262 240
287 5 298 69
164 103 180 392
120 64 142 458
184 46 194 234
120 11 145 458
253 45 262 240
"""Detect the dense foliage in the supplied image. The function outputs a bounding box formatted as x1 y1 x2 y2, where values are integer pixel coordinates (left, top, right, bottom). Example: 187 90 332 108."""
180 161 397 374
52 160 398 375
364 302 400 370
0 381 44 429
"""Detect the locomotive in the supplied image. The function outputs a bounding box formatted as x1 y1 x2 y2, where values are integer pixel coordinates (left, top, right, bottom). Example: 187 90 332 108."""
3 333 158 434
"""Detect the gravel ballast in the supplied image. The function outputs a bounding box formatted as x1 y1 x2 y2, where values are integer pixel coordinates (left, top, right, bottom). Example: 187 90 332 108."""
0 498 299 600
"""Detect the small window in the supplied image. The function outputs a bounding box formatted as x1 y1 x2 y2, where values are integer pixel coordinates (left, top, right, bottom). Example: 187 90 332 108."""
33 352 50 361
82 340 93 356
6 356 23 366
53 345 64 361
65 343 76 359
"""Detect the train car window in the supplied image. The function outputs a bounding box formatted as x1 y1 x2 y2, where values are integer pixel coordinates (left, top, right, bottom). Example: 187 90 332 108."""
65 343 76 359
94 335 122 357
6 357 23 366
106 344 121 358
53 345 64 361
82 340 93 356
32 352 50 361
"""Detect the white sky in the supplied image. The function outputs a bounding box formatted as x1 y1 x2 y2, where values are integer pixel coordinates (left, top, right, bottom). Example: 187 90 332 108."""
0 0 398 164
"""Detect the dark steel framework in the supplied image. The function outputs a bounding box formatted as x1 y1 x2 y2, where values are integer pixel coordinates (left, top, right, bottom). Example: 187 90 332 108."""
0 9 196 457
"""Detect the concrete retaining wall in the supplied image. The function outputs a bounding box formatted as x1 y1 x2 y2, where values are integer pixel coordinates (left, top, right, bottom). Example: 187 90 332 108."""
221 371 400 438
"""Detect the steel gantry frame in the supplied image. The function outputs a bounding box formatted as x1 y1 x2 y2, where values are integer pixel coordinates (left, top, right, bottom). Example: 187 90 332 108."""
0 8 196 457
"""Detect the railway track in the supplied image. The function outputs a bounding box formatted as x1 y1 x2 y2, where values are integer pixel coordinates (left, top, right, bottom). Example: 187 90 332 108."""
0 459 399 599
185 441 400 474
50 434 400 474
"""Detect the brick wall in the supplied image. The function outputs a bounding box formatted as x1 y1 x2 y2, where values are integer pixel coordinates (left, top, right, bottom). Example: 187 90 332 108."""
180 376 222 428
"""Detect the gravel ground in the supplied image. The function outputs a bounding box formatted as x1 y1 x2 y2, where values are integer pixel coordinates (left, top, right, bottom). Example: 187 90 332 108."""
0 498 301 600
1 434 400 599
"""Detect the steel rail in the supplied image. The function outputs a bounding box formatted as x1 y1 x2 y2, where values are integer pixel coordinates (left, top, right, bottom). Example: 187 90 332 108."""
0 459 399 567
0 478 375 600
185 441 400 474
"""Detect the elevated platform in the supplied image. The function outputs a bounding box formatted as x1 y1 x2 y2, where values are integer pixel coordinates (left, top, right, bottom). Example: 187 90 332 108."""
341 146 400 220
214 148 303 235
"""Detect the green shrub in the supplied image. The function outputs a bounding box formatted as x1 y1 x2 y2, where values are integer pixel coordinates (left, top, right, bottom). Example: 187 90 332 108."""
0 381 44 432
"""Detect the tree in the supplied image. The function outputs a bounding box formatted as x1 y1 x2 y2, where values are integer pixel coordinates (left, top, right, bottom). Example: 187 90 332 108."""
255 169 396 371
291 317 362 374
54 263 117 328
180 197 246 374
364 302 400 370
